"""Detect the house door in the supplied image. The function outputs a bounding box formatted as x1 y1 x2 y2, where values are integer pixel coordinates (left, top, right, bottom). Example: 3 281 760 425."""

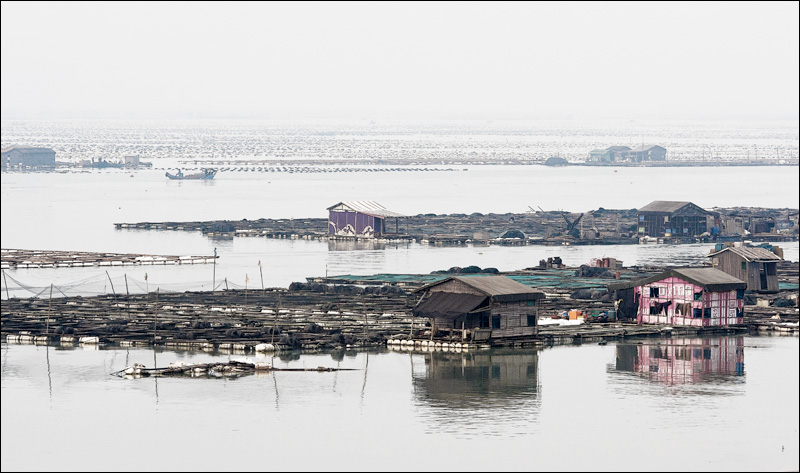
759 265 768 291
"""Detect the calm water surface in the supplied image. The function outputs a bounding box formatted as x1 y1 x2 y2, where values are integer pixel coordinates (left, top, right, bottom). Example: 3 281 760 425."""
2 120 798 471
1 335 797 471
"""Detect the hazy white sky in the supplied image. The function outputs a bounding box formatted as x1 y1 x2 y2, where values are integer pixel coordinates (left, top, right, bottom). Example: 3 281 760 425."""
1 1 798 120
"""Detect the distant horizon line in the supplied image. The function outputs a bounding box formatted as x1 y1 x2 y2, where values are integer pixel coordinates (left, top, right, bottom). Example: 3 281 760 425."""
2 115 799 122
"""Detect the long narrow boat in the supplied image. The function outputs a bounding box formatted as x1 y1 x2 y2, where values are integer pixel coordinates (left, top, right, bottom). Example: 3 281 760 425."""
165 168 217 180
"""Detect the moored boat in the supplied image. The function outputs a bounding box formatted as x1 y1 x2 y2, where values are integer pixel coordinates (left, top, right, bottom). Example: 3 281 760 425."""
166 168 217 180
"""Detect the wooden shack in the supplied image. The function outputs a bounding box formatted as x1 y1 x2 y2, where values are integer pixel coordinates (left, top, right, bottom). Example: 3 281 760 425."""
1 146 56 168
413 275 545 342
622 144 667 162
637 201 714 238
707 246 782 293
327 201 405 238
608 268 746 327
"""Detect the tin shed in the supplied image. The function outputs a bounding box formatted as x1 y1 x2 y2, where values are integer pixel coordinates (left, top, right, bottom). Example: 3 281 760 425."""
327 201 405 238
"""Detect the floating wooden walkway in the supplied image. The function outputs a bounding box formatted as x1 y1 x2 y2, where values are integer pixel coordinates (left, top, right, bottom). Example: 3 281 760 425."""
1 248 216 270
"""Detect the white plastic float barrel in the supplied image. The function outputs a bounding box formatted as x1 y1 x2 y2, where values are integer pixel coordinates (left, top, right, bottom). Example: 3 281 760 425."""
255 343 275 352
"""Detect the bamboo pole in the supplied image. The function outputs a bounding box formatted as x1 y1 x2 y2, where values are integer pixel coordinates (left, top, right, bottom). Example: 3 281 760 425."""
2 269 9 301
105 271 117 302
46 283 53 335
259 260 264 293
154 288 160 345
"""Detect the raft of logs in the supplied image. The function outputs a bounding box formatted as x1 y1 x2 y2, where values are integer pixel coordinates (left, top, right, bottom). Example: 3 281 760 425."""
1 248 215 270
111 360 357 379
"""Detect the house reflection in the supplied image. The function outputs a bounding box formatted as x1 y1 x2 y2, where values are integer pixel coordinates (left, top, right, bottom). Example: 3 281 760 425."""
412 349 540 409
614 336 745 386
328 240 387 251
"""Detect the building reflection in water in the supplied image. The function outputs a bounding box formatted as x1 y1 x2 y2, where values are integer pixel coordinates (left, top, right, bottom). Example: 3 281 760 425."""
412 348 540 410
614 336 745 386
328 240 387 251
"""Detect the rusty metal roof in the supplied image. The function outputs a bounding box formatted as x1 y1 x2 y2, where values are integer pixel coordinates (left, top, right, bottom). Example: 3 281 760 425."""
327 201 406 218
412 292 488 320
608 267 746 292
414 275 545 302
707 246 782 262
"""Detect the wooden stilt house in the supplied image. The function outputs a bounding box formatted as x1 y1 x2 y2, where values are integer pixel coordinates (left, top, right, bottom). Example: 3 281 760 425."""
707 246 782 293
412 276 545 342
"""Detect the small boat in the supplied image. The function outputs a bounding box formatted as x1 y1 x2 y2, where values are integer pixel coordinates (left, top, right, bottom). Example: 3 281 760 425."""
166 168 217 180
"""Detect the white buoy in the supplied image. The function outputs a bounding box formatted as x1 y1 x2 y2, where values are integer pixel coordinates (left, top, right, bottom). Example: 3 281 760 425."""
255 343 275 352
79 336 99 344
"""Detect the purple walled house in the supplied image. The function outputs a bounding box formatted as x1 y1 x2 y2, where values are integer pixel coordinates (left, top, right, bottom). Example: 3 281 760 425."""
327 201 406 238
609 267 746 327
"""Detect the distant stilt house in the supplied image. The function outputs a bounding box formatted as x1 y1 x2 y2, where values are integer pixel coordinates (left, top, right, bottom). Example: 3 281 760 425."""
622 144 667 162
1 146 56 168
587 146 631 163
413 275 545 342
608 268 746 327
327 201 405 238
637 201 715 238
707 246 782 293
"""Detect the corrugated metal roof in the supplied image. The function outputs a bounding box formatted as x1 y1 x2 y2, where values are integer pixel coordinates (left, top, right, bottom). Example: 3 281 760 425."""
1 146 55 153
630 144 665 152
412 292 488 320
327 201 406 218
707 246 782 262
608 267 746 292
638 201 692 213
415 275 545 301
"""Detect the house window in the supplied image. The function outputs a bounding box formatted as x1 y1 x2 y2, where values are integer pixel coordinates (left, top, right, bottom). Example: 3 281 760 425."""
694 292 703 301
650 287 660 298
492 316 501 329
693 308 703 318
736 289 744 300
527 300 536 306
741 262 747 271
704 308 711 318
527 315 536 327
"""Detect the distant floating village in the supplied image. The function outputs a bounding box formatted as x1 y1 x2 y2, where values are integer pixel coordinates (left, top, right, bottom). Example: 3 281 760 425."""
2 142 798 170
1 146 151 169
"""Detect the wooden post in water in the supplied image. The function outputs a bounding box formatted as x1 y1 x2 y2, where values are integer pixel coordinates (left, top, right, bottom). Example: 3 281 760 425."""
46 283 53 335
124 274 129 296
212 247 217 292
2 269 10 301
105 271 118 303
258 260 264 293
153 288 160 345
